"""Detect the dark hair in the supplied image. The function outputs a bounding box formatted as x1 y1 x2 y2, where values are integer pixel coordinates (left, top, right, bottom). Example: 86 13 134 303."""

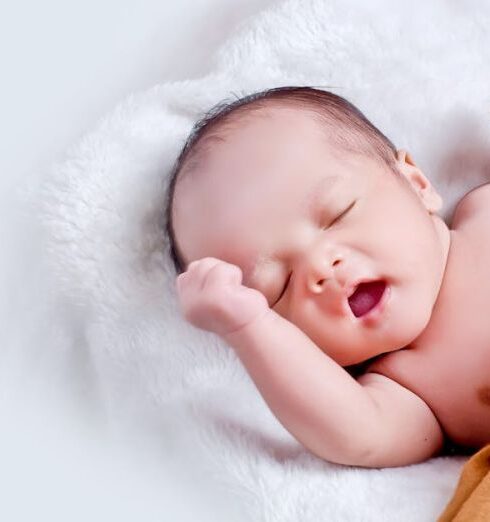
164 86 398 276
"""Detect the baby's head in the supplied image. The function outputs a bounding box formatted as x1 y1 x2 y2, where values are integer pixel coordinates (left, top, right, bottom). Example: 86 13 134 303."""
165 86 449 366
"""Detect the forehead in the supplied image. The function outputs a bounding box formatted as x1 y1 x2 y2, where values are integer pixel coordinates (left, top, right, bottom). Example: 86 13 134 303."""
182 106 347 195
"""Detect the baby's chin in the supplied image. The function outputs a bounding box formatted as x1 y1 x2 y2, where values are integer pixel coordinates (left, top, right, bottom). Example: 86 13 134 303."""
322 323 420 368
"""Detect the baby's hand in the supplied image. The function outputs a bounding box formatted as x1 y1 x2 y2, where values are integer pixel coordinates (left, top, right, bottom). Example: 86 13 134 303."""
175 257 270 338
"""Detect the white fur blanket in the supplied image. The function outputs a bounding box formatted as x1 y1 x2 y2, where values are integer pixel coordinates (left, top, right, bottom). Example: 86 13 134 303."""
29 0 490 519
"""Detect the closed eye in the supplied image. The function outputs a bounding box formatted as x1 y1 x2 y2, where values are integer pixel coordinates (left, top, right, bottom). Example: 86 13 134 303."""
272 272 292 307
324 200 356 228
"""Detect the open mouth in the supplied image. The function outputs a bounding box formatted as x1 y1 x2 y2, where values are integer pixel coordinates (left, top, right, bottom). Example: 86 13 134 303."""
348 280 387 318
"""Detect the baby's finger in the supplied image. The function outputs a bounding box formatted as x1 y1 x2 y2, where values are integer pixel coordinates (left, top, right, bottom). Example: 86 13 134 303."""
176 257 226 292
203 261 242 290
186 257 223 274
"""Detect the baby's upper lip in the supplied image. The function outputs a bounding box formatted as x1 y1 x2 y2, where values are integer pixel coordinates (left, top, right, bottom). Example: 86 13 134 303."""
345 277 383 299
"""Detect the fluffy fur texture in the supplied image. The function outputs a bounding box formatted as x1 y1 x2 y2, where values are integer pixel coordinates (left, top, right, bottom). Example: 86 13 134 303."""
36 0 490 519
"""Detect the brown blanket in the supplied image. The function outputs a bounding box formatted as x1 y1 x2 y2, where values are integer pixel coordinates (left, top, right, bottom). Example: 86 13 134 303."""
438 444 490 521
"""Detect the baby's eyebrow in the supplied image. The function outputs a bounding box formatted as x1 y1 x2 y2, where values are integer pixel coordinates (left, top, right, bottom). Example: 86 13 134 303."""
242 174 341 287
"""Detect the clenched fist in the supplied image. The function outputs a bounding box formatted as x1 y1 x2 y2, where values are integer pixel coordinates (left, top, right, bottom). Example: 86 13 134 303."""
175 257 271 338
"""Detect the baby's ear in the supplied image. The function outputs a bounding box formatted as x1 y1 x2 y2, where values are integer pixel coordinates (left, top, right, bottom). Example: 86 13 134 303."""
395 149 443 214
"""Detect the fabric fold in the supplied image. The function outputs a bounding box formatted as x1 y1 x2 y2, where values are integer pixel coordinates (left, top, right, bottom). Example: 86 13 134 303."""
438 444 490 521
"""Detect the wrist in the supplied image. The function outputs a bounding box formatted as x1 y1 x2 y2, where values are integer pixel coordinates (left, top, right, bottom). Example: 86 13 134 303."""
223 307 280 348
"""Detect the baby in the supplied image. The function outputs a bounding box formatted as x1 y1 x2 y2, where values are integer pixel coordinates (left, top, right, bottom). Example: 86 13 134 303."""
165 86 489 468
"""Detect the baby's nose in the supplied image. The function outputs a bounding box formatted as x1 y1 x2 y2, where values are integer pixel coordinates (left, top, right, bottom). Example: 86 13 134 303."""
305 254 343 294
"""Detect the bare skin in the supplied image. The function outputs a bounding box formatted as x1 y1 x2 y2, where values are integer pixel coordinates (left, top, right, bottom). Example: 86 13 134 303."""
366 185 490 449
173 105 489 467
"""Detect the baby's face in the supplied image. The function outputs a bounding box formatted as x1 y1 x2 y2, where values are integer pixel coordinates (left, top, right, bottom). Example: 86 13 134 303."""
173 107 448 366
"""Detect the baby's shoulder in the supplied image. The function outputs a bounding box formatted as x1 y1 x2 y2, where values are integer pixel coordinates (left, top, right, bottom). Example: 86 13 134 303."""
452 182 490 229
359 347 418 387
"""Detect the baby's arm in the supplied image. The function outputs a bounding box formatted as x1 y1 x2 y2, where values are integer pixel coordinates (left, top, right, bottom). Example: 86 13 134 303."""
176 258 443 468
225 313 444 468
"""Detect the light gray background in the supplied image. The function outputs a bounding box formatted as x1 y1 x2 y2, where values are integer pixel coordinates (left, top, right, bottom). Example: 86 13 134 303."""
0 1 275 520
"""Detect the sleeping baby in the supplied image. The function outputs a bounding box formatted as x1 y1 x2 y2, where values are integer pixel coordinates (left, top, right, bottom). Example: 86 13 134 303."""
165 86 489 468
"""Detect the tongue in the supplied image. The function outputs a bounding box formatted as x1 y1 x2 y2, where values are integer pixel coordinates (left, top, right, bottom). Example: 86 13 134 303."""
348 280 386 317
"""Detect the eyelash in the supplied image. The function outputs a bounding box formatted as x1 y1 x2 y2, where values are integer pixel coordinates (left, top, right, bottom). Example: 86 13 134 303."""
322 200 356 229
273 200 357 306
